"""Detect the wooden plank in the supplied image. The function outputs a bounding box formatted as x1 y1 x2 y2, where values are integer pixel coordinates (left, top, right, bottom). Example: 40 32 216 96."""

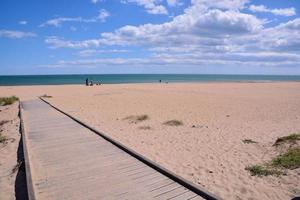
168 191 197 200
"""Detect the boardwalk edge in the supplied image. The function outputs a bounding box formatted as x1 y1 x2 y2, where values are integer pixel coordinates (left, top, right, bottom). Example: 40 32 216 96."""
40 97 222 200
19 102 36 200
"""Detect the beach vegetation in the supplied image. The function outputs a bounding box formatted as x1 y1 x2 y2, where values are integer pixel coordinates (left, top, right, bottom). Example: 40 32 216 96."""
271 148 300 169
245 165 282 176
0 120 10 126
11 160 24 174
163 120 183 126
40 94 52 98
273 133 300 146
136 115 149 121
0 96 19 106
0 132 7 143
138 126 152 130
123 114 149 123
245 133 300 176
242 139 257 144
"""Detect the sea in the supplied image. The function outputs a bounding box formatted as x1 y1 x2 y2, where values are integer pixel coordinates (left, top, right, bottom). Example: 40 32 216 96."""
0 74 300 86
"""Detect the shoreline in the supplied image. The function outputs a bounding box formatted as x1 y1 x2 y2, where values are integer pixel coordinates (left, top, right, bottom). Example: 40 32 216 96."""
1 74 300 86
1 80 300 87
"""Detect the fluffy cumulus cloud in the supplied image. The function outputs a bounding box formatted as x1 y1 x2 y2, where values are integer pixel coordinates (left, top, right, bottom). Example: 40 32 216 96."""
45 0 300 69
0 30 36 39
258 18 300 52
281 18 300 30
40 9 110 27
122 0 168 15
46 0 262 48
96 10 262 48
249 5 296 16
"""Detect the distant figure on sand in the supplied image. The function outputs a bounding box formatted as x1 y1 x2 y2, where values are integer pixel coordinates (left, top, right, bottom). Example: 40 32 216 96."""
85 78 89 86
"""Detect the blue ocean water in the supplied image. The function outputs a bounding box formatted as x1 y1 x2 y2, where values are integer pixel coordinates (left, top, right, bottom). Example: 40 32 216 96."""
0 74 300 86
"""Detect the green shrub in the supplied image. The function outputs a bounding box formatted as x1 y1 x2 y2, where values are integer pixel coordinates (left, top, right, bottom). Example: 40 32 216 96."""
163 120 183 126
245 165 282 176
273 134 300 146
271 148 300 169
136 115 149 121
0 132 7 143
0 96 19 106
40 94 52 98
242 139 257 144
123 115 149 123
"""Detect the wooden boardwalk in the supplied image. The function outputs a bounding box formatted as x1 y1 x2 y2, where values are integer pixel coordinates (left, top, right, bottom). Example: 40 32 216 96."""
20 99 218 200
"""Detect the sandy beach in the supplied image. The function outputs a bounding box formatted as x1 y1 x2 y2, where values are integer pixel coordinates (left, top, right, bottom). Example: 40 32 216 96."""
0 101 27 200
0 82 300 200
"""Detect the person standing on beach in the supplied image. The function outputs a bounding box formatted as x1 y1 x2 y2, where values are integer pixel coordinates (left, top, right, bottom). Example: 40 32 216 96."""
86 78 89 86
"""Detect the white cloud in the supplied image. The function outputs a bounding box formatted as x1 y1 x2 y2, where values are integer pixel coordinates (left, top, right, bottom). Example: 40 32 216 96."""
40 9 110 27
280 18 300 30
19 20 28 25
76 49 130 57
44 51 300 69
45 7 263 48
97 9 110 22
257 18 300 52
95 8 262 48
166 0 182 7
45 36 101 48
122 0 168 15
0 30 36 39
190 9 262 34
91 0 101 3
249 5 296 17
191 0 250 11
44 1 300 70
45 0 263 49
40 17 82 27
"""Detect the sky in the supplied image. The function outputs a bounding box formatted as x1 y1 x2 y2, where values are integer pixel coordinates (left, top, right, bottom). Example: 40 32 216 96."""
0 0 300 75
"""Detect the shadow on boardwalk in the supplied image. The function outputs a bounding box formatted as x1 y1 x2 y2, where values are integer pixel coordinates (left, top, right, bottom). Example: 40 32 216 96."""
15 123 28 200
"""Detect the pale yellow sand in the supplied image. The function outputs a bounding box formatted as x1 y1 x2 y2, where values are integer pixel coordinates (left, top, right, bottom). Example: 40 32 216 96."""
1 82 300 200
0 102 27 200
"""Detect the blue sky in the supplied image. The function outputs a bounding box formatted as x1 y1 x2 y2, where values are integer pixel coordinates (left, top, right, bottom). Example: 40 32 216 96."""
0 0 300 75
